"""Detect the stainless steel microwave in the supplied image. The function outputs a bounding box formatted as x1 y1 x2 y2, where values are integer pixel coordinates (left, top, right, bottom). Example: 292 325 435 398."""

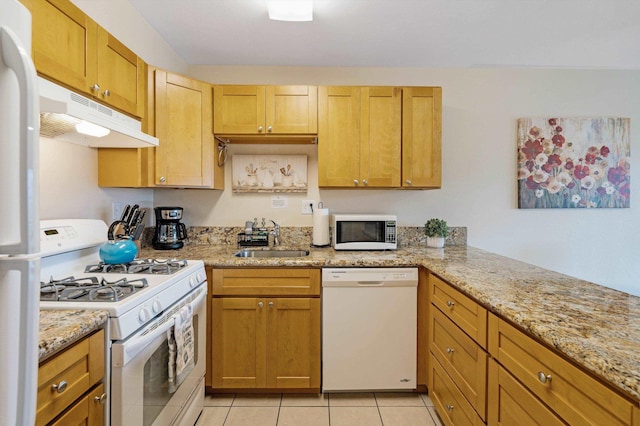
332 214 397 250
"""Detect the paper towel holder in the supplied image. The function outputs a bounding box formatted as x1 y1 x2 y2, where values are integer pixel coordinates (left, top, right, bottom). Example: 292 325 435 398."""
311 202 331 248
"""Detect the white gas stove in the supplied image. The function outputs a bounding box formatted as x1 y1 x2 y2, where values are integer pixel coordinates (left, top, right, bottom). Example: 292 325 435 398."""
39 219 206 340
38 219 207 426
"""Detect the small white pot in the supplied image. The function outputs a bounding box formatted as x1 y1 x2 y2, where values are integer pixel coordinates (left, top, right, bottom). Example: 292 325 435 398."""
426 236 445 248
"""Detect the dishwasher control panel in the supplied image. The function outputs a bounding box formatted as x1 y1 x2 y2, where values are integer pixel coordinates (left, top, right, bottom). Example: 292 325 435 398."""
322 268 418 286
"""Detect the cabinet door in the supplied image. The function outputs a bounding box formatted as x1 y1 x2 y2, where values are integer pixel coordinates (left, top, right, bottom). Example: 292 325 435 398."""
265 86 317 134
487 360 565 426
361 87 401 187
50 383 105 426
318 86 361 187
266 298 320 389
155 71 221 188
23 0 97 95
402 87 442 188
96 27 145 117
212 298 266 388
213 85 265 134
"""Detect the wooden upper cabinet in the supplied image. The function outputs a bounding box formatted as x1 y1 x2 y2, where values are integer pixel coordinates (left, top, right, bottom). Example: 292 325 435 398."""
213 85 317 136
318 86 361 187
22 0 144 118
23 0 97 94
402 87 442 188
319 86 441 189
95 27 145 117
361 87 401 187
155 70 223 188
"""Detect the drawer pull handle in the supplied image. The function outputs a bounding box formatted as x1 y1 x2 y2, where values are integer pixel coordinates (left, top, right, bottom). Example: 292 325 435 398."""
268 301 274 308
446 300 455 308
537 371 552 384
51 380 68 393
445 403 454 411
258 301 264 308
446 347 454 354
94 393 107 405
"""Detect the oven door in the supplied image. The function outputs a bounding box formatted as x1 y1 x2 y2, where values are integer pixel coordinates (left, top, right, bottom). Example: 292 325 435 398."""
110 284 206 426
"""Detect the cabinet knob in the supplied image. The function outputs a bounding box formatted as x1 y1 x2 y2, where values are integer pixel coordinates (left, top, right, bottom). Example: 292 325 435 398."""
159 176 166 183
354 179 359 186
446 300 455 308
267 126 272 133
94 393 107 405
258 301 264 308
258 126 263 132
405 179 412 185
268 301 274 308
90 83 100 92
537 371 552 384
103 89 110 97
445 403 454 411
362 179 368 185
446 347 454 354
51 380 68 393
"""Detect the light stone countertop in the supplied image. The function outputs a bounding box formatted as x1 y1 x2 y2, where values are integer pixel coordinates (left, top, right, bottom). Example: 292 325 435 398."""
140 244 640 402
39 310 108 361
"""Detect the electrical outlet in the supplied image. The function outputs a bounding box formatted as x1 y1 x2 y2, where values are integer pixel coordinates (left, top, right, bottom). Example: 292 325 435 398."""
301 200 315 215
112 202 125 220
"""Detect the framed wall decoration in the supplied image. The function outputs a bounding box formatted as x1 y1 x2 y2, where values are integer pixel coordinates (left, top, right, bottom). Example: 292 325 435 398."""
232 155 308 193
517 117 630 209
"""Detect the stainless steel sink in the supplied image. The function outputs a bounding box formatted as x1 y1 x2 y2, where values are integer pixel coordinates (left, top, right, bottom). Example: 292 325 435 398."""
234 249 310 258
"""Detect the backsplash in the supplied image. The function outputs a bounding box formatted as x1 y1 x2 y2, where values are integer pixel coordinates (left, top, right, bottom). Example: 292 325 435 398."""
141 226 467 248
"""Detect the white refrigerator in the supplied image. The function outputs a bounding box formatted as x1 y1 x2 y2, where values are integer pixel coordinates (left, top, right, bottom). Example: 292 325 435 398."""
0 1 41 425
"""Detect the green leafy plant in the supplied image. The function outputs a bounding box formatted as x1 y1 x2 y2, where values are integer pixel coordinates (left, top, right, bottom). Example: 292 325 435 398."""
424 218 449 238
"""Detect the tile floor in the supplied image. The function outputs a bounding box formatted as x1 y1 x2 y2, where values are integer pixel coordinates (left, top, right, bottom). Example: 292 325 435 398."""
196 392 444 426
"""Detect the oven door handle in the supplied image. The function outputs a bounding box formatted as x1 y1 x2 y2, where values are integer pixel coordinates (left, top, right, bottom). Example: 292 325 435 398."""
114 287 207 367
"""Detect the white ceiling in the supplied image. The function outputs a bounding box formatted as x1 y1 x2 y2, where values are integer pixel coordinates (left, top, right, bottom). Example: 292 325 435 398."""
128 0 640 69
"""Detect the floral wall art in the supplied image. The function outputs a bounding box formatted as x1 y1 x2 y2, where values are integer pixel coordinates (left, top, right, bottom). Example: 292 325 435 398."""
517 117 630 209
232 155 308 193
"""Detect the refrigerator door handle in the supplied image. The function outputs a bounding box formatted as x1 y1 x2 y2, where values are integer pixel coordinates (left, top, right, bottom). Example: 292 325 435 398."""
0 26 39 254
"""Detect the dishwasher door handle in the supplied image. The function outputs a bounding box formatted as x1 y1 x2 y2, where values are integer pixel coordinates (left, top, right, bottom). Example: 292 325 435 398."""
357 281 384 286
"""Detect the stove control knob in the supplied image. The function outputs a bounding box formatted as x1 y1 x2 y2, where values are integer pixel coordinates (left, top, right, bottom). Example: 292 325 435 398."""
138 307 151 323
196 272 203 282
152 300 162 314
189 276 197 287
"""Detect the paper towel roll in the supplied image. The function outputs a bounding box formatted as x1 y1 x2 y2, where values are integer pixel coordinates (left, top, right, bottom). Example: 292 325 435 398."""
312 208 330 246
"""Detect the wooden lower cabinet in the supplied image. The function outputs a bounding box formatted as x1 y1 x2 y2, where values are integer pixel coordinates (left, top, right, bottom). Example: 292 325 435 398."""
37 329 105 426
487 360 565 426
429 353 485 426
211 296 320 390
489 313 635 426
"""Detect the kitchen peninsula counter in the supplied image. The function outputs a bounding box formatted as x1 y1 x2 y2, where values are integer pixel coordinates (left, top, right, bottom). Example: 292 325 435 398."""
39 309 108 361
141 244 640 403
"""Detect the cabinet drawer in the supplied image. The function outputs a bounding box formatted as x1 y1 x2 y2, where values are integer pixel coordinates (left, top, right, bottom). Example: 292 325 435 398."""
429 274 487 348
429 353 485 426
430 306 488 419
211 268 320 296
489 314 634 426
487 359 565 426
37 329 104 426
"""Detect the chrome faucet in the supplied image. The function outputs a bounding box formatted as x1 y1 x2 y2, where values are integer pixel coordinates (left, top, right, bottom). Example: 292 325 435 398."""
269 219 280 246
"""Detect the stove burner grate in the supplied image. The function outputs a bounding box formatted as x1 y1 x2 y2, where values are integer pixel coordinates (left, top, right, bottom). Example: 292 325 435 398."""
40 276 149 302
84 258 188 275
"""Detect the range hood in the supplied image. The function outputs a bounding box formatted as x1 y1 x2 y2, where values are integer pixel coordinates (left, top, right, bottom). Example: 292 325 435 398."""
38 77 158 148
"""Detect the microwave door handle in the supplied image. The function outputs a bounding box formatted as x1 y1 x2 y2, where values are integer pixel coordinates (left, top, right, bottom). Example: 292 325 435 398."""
0 27 39 254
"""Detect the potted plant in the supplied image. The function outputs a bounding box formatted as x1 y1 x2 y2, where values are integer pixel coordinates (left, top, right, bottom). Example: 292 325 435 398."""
424 218 449 248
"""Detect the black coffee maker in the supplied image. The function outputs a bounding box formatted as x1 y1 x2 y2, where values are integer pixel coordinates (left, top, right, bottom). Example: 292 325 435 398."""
152 207 187 250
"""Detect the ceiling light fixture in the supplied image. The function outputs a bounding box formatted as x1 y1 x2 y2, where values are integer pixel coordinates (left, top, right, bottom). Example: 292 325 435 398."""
267 0 313 22
75 121 110 137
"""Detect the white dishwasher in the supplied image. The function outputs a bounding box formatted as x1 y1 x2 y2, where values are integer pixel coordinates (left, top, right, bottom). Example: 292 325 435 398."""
322 267 418 392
